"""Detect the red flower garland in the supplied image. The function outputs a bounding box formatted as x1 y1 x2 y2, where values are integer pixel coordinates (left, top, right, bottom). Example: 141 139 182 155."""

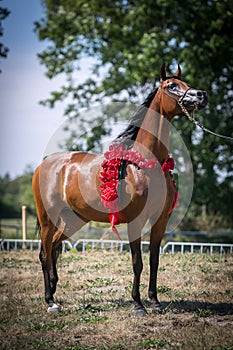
100 144 178 238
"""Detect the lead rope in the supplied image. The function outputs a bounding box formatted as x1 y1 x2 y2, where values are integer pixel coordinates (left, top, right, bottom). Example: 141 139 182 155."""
178 99 233 143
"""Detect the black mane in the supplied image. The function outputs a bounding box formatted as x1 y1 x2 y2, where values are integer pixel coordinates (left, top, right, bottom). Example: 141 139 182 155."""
114 87 158 148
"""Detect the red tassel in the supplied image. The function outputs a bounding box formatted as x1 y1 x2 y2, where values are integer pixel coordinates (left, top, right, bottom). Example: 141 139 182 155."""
110 217 122 240
169 190 179 215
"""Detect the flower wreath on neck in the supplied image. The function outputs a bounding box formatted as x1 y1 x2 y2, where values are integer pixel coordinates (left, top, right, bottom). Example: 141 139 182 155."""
100 144 178 239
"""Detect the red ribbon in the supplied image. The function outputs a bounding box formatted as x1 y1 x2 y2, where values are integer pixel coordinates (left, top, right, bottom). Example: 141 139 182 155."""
161 155 175 172
161 155 178 214
100 145 178 238
169 187 179 215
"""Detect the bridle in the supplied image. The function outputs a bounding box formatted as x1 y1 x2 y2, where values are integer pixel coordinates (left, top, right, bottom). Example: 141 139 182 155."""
160 85 233 143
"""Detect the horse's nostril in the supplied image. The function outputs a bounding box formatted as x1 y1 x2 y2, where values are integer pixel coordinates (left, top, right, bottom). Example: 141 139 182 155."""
197 91 203 98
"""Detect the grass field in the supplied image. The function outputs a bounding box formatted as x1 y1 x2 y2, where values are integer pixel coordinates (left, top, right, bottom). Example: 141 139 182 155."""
0 250 233 350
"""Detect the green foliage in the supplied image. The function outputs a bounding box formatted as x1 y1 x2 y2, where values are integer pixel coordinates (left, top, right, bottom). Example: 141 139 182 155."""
195 308 212 318
157 285 172 294
0 171 36 219
137 338 168 349
34 0 233 230
0 2 10 70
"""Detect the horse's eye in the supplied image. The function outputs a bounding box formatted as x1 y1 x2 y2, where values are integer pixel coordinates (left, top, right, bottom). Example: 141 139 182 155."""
167 82 178 90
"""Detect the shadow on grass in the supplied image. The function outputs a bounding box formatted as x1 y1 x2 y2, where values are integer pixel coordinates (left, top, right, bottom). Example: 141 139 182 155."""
107 298 233 316
156 300 233 316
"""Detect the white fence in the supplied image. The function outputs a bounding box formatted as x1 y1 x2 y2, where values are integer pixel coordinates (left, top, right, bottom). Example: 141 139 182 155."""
0 238 233 255
162 241 233 254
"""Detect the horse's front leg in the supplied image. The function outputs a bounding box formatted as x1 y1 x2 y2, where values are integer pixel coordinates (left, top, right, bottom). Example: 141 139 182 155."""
148 242 162 311
129 233 147 316
148 219 167 311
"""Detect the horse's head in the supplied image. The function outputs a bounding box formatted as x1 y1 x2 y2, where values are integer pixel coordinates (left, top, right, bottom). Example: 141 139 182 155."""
159 63 208 118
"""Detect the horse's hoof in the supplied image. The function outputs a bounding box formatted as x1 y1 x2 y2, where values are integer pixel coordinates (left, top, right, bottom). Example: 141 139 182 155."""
47 303 60 313
132 306 147 317
151 302 163 313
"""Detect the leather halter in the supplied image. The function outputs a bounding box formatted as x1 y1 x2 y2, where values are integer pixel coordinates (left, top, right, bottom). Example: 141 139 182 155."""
160 86 233 143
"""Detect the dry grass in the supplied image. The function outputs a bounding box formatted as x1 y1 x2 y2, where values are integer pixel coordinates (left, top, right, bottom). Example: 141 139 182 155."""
0 250 233 350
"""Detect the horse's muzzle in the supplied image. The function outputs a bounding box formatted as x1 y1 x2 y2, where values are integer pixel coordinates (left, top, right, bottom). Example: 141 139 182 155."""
182 89 208 110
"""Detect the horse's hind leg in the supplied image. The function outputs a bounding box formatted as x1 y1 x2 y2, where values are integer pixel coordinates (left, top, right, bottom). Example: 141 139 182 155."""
39 207 88 312
49 241 62 295
49 233 66 296
39 217 61 313
48 209 88 305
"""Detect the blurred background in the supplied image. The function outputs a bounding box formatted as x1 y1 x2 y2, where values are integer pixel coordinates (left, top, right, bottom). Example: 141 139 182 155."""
0 0 232 241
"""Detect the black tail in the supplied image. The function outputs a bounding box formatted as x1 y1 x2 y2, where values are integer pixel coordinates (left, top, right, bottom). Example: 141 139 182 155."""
35 217 41 239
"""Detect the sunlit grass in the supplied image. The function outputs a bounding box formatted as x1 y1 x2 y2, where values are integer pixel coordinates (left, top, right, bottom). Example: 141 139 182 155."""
0 250 232 349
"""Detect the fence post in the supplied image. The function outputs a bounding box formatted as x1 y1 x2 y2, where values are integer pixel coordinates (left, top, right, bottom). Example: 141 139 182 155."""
22 206 27 241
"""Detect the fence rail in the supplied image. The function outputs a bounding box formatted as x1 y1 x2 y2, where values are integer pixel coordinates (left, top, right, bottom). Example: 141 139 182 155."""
1 223 233 241
1 238 232 255
162 241 233 255
0 239 73 252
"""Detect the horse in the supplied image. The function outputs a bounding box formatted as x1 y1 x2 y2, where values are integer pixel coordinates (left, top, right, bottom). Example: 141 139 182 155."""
32 63 208 315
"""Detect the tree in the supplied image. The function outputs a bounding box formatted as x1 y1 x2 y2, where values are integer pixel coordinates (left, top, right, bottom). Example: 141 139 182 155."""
35 0 233 230
0 1 10 71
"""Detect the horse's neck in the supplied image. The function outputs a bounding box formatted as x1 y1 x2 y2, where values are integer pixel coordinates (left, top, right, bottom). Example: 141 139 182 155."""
134 101 171 164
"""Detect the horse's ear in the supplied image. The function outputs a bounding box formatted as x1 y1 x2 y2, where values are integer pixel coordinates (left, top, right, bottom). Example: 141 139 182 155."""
174 64 182 78
160 63 167 81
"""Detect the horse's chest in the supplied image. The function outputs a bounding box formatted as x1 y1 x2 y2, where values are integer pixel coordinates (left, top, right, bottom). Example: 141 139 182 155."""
125 164 148 197
124 164 175 216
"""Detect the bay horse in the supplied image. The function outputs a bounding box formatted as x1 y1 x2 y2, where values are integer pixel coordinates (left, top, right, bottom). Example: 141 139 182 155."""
32 63 208 315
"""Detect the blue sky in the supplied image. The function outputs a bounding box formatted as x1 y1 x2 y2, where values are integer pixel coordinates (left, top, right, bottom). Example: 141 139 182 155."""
0 0 92 178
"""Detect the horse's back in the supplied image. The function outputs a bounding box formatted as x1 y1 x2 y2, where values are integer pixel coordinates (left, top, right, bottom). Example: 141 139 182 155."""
32 151 104 220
